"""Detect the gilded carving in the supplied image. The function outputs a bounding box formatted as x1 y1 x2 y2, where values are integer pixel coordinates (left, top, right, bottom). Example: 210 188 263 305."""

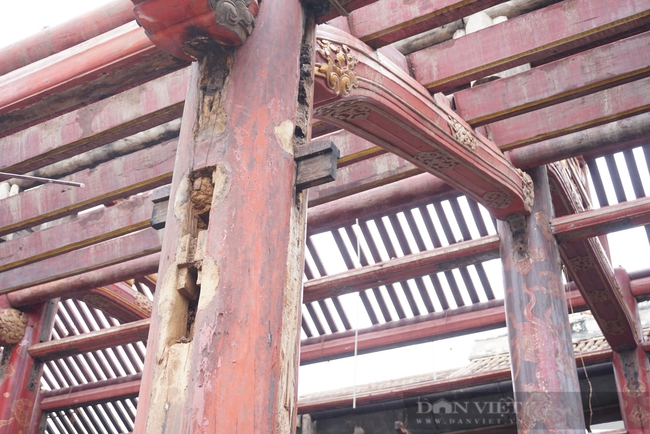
134 293 153 317
314 38 359 97
209 0 256 44
314 101 370 121
483 191 513 209
0 309 27 345
414 150 460 170
568 255 593 271
447 115 476 150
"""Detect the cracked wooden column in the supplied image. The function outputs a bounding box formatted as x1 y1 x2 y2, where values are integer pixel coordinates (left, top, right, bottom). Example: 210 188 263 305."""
0 298 58 434
131 0 315 432
498 166 586 432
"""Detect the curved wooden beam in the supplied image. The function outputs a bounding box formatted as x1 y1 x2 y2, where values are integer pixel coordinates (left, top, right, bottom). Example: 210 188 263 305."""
312 25 531 220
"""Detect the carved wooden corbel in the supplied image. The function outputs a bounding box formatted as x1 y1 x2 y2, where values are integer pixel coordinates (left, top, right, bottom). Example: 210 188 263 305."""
132 0 259 61
0 308 28 345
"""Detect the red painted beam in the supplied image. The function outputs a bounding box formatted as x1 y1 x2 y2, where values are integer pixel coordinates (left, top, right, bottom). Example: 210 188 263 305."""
314 25 530 219
552 196 650 243
0 24 188 138
409 0 650 92
348 0 505 48
455 32 650 127
308 150 420 206
0 0 135 77
508 113 650 170
0 138 176 237
0 192 154 274
307 173 456 236
80 283 152 323
40 380 141 412
0 228 162 294
488 76 650 150
303 235 500 303
313 0 380 23
319 129 386 168
7 254 160 308
29 318 149 362
0 68 188 175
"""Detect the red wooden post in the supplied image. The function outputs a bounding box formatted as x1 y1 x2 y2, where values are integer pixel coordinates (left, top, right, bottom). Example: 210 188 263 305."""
498 166 586 432
0 298 57 434
133 0 313 432
612 268 650 432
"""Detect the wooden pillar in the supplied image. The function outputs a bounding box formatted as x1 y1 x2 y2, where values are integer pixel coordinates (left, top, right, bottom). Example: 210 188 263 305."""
134 0 313 432
498 166 586 432
612 268 650 432
0 298 57 434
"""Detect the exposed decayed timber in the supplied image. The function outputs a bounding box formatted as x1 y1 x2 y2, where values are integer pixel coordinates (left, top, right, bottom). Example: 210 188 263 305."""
409 0 650 92
498 166 586 431
134 0 313 431
314 25 530 219
303 236 500 303
7 254 160 308
455 32 650 127
550 162 640 351
29 318 150 362
0 69 188 175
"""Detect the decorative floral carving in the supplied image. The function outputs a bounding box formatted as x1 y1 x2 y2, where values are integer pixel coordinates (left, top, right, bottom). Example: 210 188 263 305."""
447 115 476 150
603 318 627 335
568 255 593 271
314 38 359 97
0 309 27 345
588 290 611 303
414 150 460 170
520 170 534 213
624 377 647 398
209 0 256 44
314 101 370 121
630 404 650 426
483 191 513 209
134 292 153 317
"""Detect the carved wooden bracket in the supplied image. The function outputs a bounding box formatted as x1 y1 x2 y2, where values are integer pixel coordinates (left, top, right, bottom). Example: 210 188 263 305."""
132 0 259 61
0 308 28 345
312 25 531 220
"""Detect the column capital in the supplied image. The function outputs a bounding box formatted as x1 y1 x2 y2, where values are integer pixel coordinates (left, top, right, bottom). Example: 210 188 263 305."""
132 0 259 61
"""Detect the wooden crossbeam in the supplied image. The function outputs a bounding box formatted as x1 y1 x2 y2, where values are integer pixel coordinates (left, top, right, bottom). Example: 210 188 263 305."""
0 193 154 273
40 378 141 412
314 25 530 219
346 0 505 48
303 236 500 303
0 138 176 237
0 228 161 294
455 32 650 127
488 76 650 151
29 318 149 362
549 162 639 351
409 0 650 92
0 69 188 175
79 283 152 323
0 23 187 138
552 196 650 242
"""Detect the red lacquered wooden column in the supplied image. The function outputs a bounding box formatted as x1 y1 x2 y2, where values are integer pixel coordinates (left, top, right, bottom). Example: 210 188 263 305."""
134 0 313 432
0 298 57 434
498 166 586 432
612 268 650 433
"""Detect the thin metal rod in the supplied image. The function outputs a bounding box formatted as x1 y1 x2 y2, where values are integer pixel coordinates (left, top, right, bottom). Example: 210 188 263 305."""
0 172 85 188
